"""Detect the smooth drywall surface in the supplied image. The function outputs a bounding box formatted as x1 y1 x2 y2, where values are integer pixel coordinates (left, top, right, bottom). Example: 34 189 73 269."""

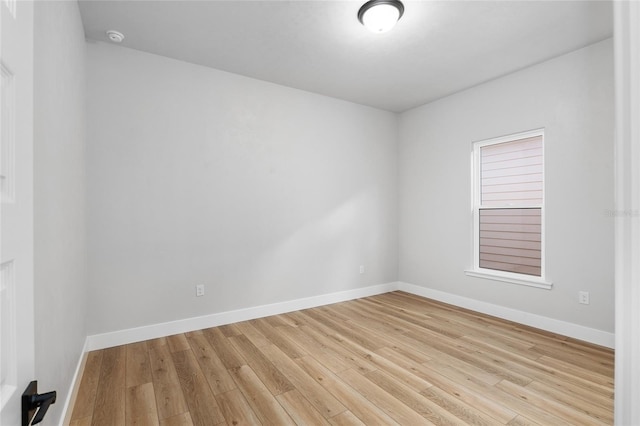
399 39 614 333
86 42 398 334
33 1 87 424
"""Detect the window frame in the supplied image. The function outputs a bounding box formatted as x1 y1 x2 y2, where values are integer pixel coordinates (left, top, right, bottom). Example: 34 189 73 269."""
465 129 552 290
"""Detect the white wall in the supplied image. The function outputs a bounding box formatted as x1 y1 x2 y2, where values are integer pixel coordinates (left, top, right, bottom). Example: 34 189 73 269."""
33 1 87 424
399 39 615 333
86 42 398 334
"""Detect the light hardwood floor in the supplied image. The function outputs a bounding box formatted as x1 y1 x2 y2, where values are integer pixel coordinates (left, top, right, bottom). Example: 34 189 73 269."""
68 291 614 425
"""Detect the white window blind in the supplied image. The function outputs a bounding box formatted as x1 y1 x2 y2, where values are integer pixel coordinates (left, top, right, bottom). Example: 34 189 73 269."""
476 133 544 278
480 135 543 206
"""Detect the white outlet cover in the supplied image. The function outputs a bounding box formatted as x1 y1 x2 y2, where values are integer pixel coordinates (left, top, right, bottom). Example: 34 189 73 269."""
579 291 589 304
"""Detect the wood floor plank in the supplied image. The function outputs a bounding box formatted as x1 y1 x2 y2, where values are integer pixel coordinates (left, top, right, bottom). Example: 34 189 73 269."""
228 334 295 395
381 293 563 350
125 382 160 426
158 412 194 426
328 410 367 426
167 334 190 353
362 349 434 392
463 337 615 407
529 343 614 378
186 332 236 395
229 364 296 425
364 368 463 426
496 379 607 425
303 308 388 351
286 310 370 359
296 324 378 374
525 372 614 412
295 356 399 425
307 316 434 393
494 321 577 350
375 297 530 354
69 292 613 426
339 300 412 336
277 389 332 426
460 332 541 361
276 324 352 373
260 344 347 419
337 307 505 386
341 319 503 388
70 350 103 421
69 417 92 426
525 380 613 423
338 368 435 425
215 388 262 425
458 333 614 401
279 310 311 327
184 329 203 338
236 320 271 348
408 329 535 386
517 325 614 358
316 303 353 322
203 327 246 369
264 313 297 328
147 337 168 350
384 342 432 364
455 336 564 386
375 346 518 424
419 359 568 425
358 296 450 334
148 344 189 420
126 341 152 388
250 317 308 359
217 323 242 337
538 355 615 391
508 414 544 426
171 349 225 425
419 385 504 426
361 295 464 339
92 345 126 426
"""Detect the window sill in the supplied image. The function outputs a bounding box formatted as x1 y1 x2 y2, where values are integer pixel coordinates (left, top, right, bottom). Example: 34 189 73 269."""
464 269 553 290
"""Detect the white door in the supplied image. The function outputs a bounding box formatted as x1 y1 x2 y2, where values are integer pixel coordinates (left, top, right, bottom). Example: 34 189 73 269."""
1 0 35 424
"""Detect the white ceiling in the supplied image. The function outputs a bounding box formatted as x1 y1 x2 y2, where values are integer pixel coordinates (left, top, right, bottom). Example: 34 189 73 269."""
78 0 613 112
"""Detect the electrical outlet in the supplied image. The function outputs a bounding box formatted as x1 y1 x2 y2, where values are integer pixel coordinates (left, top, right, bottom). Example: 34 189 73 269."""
579 291 590 305
359 265 365 274
196 284 205 297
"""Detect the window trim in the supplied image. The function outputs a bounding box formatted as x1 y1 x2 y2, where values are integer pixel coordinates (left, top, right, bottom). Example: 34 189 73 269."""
466 128 552 290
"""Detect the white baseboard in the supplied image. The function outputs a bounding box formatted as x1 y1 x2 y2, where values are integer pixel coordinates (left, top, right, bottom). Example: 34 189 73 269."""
398 281 615 348
85 282 400 351
85 280 614 352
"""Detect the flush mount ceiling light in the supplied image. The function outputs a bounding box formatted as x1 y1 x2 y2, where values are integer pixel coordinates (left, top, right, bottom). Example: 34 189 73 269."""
357 0 404 33
106 30 125 43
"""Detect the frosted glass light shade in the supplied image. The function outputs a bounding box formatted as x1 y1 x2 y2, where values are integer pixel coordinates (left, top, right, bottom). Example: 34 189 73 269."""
358 0 404 33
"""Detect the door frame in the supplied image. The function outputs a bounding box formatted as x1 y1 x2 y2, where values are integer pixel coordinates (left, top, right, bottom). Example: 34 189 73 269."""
0 0 35 424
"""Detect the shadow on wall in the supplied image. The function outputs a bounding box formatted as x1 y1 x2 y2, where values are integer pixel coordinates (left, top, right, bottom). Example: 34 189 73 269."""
244 188 384 302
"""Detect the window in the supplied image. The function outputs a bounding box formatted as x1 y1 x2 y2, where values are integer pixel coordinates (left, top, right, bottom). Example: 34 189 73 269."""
466 129 552 289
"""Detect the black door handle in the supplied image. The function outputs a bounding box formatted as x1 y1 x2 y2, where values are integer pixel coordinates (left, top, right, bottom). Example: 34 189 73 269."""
22 381 56 426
